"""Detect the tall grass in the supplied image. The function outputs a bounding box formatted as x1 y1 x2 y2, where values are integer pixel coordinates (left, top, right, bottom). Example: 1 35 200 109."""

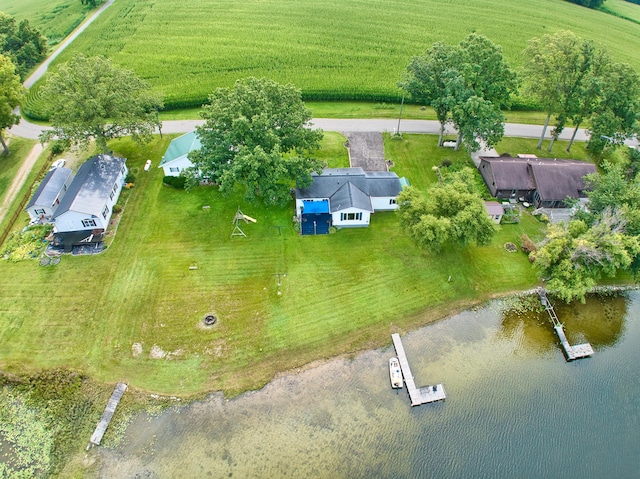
22 0 640 117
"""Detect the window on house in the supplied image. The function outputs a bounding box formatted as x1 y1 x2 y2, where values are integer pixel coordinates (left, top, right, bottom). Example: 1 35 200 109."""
169 167 180 173
341 212 362 221
389 198 397 205
110 190 115 201
82 218 97 228
34 208 46 216
113 183 118 193
102 205 109 219
121 166 126 174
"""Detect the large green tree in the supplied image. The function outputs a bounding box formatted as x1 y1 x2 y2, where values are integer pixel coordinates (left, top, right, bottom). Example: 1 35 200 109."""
587 62 640 155
0 12 47 79
532 214 638 303
397 168 497 252
401 33 516 151
535 162 640 301
190 77 324 206
522 30 596 150
0 54 24 155
400 42 457 146
39 54 163 152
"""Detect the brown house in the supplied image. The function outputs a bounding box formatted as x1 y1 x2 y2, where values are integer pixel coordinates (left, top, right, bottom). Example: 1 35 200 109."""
478 156 597 208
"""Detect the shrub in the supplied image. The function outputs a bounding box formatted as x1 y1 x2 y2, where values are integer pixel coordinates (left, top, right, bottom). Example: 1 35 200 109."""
125 172 136 184
520 233 538 255
50 140 69 156
162 175 187 189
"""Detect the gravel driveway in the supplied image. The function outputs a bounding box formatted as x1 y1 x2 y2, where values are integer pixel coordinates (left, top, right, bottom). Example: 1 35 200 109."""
343 132 387 171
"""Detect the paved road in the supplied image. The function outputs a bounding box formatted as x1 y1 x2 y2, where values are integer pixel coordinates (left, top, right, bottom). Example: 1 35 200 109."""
9 116 596 141
23 0 115 88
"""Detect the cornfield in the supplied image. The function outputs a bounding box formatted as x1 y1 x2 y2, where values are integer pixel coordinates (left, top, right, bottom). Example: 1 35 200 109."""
22 0 640 118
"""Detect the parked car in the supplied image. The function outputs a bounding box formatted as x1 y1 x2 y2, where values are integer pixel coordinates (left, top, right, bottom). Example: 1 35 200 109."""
50 159 66 171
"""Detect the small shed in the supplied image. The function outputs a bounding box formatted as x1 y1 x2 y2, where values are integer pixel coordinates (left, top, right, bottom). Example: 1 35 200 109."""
159 131 201 177
484 201 504 224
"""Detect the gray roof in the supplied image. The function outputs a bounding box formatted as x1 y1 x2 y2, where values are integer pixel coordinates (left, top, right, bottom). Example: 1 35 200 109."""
329 182 373 212
52 155 126 220
296 167 402 209
26 167 72 209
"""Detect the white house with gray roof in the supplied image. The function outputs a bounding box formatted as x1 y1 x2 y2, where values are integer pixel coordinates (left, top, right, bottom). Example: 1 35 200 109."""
295 167 407 235
159 130 200 177
51 155 127 247
25 167 73 223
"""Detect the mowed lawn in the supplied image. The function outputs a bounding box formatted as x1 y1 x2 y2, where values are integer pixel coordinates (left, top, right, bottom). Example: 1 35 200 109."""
0 133 545 397
24 0 640 113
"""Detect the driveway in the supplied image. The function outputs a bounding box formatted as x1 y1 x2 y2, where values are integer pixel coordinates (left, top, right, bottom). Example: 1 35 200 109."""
343 132 387 171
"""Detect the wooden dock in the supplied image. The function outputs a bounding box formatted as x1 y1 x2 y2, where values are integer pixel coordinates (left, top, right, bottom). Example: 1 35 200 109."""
539 290 594 361
87 382 128 449
391 333 446 406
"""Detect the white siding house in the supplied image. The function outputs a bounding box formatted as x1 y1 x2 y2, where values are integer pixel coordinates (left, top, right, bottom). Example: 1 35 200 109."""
51 155 127 247
295 168 407 234
25 167 73 223
159 131 201 177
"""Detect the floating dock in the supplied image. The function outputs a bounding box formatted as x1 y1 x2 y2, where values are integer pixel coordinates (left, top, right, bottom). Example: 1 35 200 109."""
391 333 446 406
538 290 594 361
87 382 128 449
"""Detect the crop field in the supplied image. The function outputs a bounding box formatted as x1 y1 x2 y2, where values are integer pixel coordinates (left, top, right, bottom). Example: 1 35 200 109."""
604 0 640 23
23 0 640 115
0 0 92 46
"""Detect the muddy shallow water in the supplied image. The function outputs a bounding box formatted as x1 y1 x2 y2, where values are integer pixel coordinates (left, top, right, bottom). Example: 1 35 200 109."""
96 292 640 478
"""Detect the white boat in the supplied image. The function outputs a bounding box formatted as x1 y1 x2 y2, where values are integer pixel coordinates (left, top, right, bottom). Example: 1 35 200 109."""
389 357 403 389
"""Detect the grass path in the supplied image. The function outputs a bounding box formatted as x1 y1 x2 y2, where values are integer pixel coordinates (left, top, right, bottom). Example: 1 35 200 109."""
0 143 43 225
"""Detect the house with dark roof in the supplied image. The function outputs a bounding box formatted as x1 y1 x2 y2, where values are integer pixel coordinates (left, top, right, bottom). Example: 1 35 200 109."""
159 130 201 177
51 154 127 249
25 167 73 223
478 156 596 208
295 167 407 235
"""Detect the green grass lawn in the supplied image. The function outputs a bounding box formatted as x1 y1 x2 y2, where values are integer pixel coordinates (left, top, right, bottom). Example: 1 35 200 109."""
0 0 92 46
0 137 37 203
495 137 628 167
21 0 640 115
0 133 546 398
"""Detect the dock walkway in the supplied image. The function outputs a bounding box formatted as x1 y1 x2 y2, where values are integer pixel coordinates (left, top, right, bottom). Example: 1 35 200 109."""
88 382 128 449
391 333 446 406
538 290 593 361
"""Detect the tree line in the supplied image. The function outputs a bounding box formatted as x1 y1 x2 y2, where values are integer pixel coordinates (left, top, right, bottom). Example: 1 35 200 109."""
401 30 639 156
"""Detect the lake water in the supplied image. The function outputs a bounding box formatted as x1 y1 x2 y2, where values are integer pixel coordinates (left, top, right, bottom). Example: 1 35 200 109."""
96 292 640 478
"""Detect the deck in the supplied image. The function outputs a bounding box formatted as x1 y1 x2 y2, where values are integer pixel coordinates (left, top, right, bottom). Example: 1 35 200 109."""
88 382 128 449
539 289 594 361
391 333 446 406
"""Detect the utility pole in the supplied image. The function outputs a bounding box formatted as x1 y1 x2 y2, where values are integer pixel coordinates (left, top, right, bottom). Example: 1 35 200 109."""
396 95 405 137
